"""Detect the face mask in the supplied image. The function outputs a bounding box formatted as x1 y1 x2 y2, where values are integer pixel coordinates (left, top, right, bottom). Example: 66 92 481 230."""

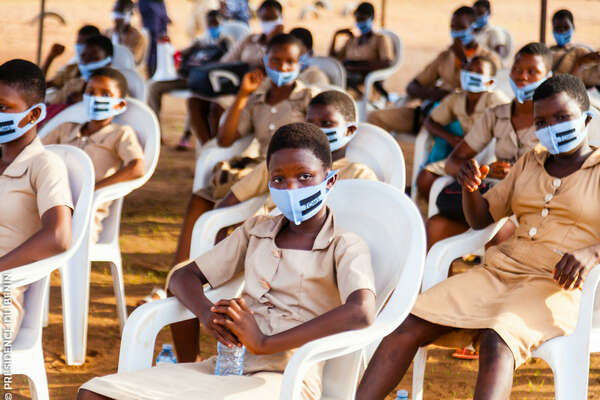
356 18 373 35
111 11 132 24
321 124 357 152
269 170 338 225
83 94 126 121
0 103 47 144
261 19 281 35
451 26 475 45
473 13 488 29
553 29 573 47
75 43 85 60
460 70 494 93
263 56 299 87
509 73 551 103
208 26 221 40
299 52 311 70
78 57 112 81
535 112 590 155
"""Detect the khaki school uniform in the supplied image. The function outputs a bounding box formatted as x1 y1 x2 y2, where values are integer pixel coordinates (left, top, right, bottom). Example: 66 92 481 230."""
424 89 510 175
43 122 144 242
368 45 501 134
49 63 80 89
412 145 600 367
47 76 86 105
196 80 320 201
0 137 73 342
551 44 590 75
81 210 376 400
338 32 394 63
474 25 509 57
104 26 147 65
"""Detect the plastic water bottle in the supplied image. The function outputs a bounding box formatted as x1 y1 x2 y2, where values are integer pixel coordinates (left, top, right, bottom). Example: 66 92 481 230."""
155 344 177 365
214 342 245 376
395 389 409 400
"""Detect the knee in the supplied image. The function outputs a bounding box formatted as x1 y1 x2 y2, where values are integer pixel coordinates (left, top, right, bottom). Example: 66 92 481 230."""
479 329 514 364
417 170 438 199
77 389 107 400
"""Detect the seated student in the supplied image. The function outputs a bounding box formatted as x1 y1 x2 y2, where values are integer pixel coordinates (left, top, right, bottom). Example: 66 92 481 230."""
104 0 146 65
472 1 511 60
368 6 501 135
550 9 594 76
416 55 509 200
0 60 73 343
47 35 114 106
425 42 552 251
78 122 376 400
328 2 393 97
357 73 600 400
290 27 330 87
43 68 144 243
186 0 220 40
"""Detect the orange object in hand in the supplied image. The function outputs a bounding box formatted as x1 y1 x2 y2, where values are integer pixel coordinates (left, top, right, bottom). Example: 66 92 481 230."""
479 164 490 179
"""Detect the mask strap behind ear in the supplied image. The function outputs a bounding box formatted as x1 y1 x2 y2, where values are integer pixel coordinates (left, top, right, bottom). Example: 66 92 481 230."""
23 103 47 128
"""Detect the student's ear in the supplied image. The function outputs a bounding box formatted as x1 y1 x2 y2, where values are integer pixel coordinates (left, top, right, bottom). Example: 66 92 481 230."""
325 172 337 190
345 123 358 137
114 99 127 111
19 105 43 128
486 78 495 87
585 112 593 126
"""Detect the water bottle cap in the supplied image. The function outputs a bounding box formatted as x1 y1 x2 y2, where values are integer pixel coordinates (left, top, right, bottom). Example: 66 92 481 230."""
162 343 173 351
397 389 408 397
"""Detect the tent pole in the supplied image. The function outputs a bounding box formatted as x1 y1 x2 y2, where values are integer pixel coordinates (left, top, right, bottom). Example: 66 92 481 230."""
540 0 547 44
381 0 386 28
36 0 46 65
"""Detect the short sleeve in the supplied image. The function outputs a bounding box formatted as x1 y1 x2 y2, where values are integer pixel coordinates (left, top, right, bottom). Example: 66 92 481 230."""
341 162 379 181
429 94 457 126
464 107 496 153
115 125 145 165
377 34 394 61
415 54 442 87
41 122 71 145
230 161 270 202
482 151 528 221
334 232 376 302
488 90 510 107
193 218 253 288
31 152 74 217
51 64 78 88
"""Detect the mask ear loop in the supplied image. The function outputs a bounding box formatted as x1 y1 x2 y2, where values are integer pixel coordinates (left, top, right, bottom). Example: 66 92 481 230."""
21 103 47 131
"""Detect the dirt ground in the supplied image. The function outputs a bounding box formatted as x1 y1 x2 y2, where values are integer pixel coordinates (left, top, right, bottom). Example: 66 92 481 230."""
4 0 600 398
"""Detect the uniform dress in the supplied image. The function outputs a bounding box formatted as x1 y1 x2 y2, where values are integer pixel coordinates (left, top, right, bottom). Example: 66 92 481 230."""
43 122 144 242
0 137 73 341
195 80 320 201
412 145 600 367
104 26 147 65
473 24 510 58
551 44 591 75
46 75 86 105
423 89 510 176
80 210 376 399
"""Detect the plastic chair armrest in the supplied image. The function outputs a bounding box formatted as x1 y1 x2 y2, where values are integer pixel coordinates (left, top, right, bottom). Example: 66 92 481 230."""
427 175 454 218
6 253 71 287
574 264 600 337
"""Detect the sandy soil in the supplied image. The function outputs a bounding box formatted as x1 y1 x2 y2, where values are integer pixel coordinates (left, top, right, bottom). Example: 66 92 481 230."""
4 0 600 398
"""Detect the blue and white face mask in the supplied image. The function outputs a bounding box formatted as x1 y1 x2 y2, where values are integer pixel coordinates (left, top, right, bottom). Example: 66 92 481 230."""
356 18 373 35
75 43 86 61
509 73 551 103
473 13 489 30
451 25 475 45
78 57 112 81
536 112 591 155
260 18 281 35
460 70 494 93
0 103 47 144
299 52 311 70
111 11 132 24
269 170 338 225
263 56 299 87
321 124 357 152
83 94 126 121
553 29 573 47
208 26 221 40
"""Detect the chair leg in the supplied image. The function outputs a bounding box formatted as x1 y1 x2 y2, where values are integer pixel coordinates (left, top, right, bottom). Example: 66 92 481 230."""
42 278 50 328
411 347 428 400
545 345 590 400
110 256 128 332
27 347 49 400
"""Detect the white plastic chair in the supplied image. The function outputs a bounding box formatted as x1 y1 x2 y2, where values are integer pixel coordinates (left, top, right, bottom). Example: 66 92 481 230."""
498 27 514 65
221 20 251 42
305 56 347 89
113 43 137 70
118 68 146 101
139 28 151 68
7 145 94 400
358 29 403 122
411 218 600 400
39 98 161 365
117 179 427 400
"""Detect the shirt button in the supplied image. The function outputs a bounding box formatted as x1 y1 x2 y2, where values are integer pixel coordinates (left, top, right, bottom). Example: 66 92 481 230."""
529 227 537 237
272 249 281 258
553 178 561 188
544 193 553 202
541 208 549 217
268 123 275 130
270 107 277 114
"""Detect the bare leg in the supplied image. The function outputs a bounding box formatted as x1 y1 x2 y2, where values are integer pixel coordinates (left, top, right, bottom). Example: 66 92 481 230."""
356 315 453 400
473 329 514 400
416 170 441 200
208 103 224 139
187 97 212 144
485 219 516 249
426 214 469 251
77 389 113 400
173 194 215 264
168 289 201 363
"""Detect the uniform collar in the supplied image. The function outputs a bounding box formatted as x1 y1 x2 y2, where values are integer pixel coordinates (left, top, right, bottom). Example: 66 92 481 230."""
495 102 512 120
2 136 45 178
248 206 338 250
72 122 119 143
533 143 600 169
253 79 308 102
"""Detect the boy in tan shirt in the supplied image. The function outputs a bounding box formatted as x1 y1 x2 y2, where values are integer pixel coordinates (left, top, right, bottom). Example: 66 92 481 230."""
103 0 146 65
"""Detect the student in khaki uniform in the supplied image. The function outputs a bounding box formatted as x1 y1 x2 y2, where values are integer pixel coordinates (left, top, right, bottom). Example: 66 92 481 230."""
0 60 73 342
549 9 596 78
185 0 221 40
290 28 330 87
329 2 393 96
103 0 146 65
43 68 144 243
416 55 509 199
78 123 377 400
357 74 600 400
472 1 511 60
367 6 501 135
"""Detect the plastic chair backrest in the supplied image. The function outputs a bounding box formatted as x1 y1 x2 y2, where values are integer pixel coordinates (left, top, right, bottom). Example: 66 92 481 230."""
495 68 513 100
498 26 513 61
113 43 136 70
305 56 346 88
348 122 406 189
118 68 146 100
381 29 403 68
221 20 251 43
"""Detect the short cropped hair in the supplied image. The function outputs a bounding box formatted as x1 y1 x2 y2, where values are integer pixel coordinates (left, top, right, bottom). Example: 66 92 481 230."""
266 33 304 53
89 67 129 98
0 59 46 106
309 90 357 123
515 42 552 71
259 0 283 14
533 74 590 112
85 35 114 58
471 55 498 76
78 25 101 37
473 1 491 13
453 6 476 21
552 9 574 27
267 122 332 169
290 27 313 51
207 9 223 20
355 2 375 18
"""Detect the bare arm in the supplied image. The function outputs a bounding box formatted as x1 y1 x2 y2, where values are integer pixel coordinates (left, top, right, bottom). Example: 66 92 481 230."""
423 116 462 147
329 29 353 59
216 191 241 209
456 159 494 229
0 205 72 271
95 159 144 191
406 78 449 102
444 140 478 177
42 44 66 82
